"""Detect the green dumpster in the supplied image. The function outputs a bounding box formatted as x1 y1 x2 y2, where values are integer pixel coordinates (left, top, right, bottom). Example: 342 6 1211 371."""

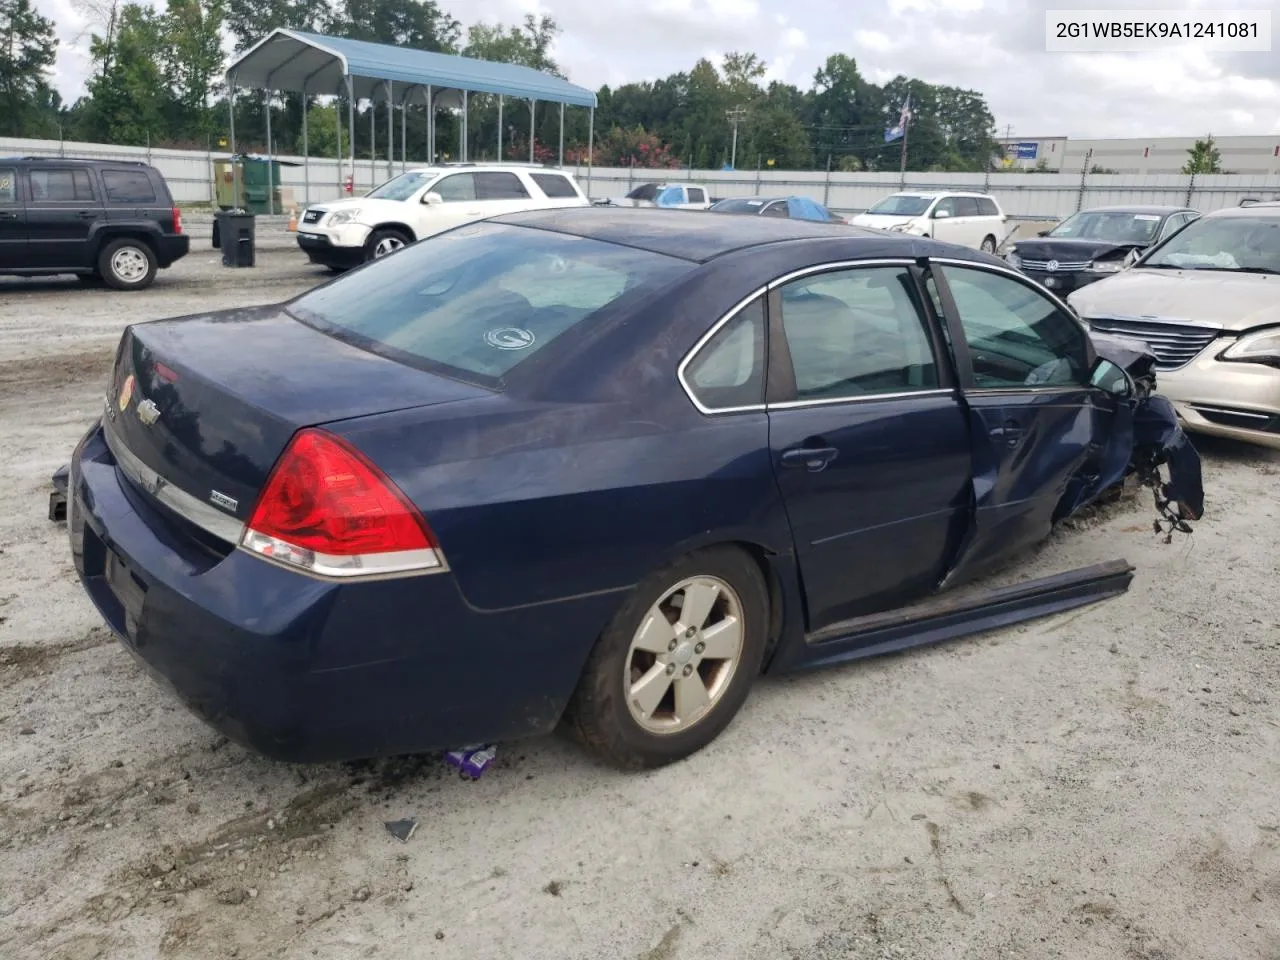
214 155 292 214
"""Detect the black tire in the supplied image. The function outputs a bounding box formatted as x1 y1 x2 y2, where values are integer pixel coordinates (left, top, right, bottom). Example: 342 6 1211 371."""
98 238 158 290
565 546 769 770
365 228 411 262
980 235 997 254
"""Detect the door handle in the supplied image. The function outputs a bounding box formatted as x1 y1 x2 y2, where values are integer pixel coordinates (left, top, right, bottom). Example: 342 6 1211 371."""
0 212 16 220
989 419 1024 448
77 211 99 219
780 446 839 472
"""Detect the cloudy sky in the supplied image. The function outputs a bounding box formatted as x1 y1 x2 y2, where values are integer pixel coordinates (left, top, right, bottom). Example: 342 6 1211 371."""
37 0 1280 139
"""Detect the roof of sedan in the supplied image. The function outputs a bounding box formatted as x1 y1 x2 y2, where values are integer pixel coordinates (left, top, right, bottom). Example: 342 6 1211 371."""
493 207 884 262
1081 205 1193 214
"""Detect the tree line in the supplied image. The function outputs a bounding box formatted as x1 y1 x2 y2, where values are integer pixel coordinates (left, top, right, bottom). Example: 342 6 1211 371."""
1 0 1000 172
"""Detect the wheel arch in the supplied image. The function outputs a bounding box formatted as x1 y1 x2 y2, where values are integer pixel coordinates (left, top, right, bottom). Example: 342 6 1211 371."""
90 227 159 258
369 222 417 242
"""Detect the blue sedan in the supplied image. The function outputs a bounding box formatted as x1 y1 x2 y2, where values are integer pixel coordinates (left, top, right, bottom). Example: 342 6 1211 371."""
64 209 1202 769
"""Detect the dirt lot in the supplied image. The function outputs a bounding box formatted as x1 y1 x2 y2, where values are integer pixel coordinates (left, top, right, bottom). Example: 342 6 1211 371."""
1 233 1279 960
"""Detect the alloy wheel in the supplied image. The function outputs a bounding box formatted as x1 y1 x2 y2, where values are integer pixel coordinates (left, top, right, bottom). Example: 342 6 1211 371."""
373 236 405 257
111 247 149 283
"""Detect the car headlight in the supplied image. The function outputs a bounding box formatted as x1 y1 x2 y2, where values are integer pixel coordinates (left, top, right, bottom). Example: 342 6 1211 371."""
327 209 363 226
1089 259 1124 273
1005 252 1022 269
1220 327 1280 365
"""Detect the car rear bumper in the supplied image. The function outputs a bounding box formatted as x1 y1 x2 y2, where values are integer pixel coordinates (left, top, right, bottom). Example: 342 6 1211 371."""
157 234 190 268
68 422 612 761
1159 339 1280 449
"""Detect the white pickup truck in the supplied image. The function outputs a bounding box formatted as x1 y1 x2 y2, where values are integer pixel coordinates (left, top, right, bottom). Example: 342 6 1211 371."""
597 181 715 210
296 163 590 270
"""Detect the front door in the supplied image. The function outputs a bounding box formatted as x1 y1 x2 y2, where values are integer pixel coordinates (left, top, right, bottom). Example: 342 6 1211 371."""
422 172 481 233
25 166 105 269
0 165 26 269
926 261 1099 586
766 263 972 631
929 196 967 245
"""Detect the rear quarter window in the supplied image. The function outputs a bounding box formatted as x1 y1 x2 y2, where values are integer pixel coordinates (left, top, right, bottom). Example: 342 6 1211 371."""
531 173 579 198
977 198 1000 216
102 169 158 203
289 223 694 382
0 168 15 203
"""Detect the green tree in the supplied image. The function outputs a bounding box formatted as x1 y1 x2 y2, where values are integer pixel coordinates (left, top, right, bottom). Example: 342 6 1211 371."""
1182 136 1222 174
300 102 348 156
332 0 458 50
82 3 170 144
463 14 559 74
0 0 57 136
164 0 225 141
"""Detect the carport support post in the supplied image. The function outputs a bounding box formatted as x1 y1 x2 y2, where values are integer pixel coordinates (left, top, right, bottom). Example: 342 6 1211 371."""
369 96 376 189
529 98 537 162
426 87 434 161
400 93 407 174
462 90 469 162
497 95 503 160
346 76 355 196
228 75 239 209
301 81 310 206
587 107 594 194
335 94 343 199
558 103 564 166
386 81 394 179
264 89 274 215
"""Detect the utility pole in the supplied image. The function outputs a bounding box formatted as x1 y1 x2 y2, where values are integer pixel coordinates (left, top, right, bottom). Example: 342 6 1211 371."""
726 106 747 170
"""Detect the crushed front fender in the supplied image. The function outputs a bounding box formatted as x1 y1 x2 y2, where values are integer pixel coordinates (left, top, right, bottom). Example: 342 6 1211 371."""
1132 393 1205 525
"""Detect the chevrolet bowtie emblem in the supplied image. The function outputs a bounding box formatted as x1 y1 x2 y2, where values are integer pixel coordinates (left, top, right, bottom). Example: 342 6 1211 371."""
137 398 161 426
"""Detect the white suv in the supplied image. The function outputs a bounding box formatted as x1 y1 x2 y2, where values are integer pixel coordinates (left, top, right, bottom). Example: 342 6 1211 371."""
297 164 590 269
848 191 1008 253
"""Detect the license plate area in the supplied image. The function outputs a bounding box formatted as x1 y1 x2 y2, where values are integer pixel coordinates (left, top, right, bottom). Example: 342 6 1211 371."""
106 547 147 637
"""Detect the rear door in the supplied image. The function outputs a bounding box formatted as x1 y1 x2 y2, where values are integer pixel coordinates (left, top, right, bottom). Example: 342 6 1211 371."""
25 166 105 269
953 196 984 247
0 164 26 268
765 262 971 630
474 171 535 216
100 166 164 226
926 260 1098 586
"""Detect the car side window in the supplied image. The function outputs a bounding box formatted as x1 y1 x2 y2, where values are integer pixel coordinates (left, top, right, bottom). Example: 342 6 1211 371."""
688 188 706 204
937 265 1089 389
102 169 157 203
933 196 958 218
777 266 940 401
530 173 577 198
0 168 16 204
955 197 980 217
977 197 999 216
475 172 530 200
760 201 788 218
28 168 96 202
432 174 476 202
684 296 766 410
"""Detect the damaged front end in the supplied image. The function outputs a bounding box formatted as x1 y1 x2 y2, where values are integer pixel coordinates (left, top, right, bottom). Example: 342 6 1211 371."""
1086 330 1205 536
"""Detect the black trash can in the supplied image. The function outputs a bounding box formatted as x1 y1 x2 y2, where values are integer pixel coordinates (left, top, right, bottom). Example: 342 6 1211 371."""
215 210 256 267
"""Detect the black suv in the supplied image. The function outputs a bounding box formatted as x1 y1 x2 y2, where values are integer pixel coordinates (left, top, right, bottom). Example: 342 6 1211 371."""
0 157 189 290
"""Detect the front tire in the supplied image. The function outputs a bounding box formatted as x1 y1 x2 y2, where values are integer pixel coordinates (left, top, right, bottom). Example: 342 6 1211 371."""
99 238 158 290
980 235 997 254
365 228 410 262
566 547 769 770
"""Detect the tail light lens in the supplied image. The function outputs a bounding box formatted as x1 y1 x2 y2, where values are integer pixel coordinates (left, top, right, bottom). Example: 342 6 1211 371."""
172 207 183 234
241 428 446 578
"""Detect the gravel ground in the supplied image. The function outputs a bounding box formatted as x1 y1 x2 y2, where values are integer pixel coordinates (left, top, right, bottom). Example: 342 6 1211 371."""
1 237 1278 960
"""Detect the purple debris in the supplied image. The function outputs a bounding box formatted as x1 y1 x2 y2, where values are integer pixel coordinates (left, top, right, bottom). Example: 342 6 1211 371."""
443 744 497 779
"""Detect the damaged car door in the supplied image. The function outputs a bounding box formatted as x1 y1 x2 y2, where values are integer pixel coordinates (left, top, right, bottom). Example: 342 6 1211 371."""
926 260 1102 587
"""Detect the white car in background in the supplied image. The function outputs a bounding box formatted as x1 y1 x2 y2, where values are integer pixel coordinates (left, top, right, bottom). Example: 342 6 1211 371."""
849 191 1008 253
296 163 590 269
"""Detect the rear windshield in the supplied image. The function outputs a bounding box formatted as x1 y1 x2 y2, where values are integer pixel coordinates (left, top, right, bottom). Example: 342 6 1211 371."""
289 223 694 383
712 198 770 214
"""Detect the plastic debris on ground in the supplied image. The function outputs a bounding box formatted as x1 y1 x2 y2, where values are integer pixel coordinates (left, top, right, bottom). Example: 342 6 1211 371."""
384 818 418 843
443 744 497 780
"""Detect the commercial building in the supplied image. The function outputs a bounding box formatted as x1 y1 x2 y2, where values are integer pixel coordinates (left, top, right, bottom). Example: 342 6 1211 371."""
995 134 1280 175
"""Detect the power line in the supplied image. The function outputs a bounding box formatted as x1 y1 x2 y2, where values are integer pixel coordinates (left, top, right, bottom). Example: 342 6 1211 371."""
725 106 747 169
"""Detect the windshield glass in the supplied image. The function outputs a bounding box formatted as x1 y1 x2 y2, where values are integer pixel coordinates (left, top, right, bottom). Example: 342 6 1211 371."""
289 223 694 382
366 171 436 201
865 194 933 216
1049 211 1162 243
711 198 769 214
627 183 660 201
1141 215 1280 273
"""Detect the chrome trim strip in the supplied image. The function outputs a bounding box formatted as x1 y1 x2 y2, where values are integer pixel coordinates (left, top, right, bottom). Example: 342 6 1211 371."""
767 388 953 411
1188 404 1272 421
676 258 918 416
240 530 449 579
103 420 245 545
1085 313 1224 332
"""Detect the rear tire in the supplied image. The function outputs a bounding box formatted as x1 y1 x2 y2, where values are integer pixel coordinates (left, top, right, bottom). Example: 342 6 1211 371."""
565 546 769 770
99 238 158 290
365 228 410 262
980 235 997 254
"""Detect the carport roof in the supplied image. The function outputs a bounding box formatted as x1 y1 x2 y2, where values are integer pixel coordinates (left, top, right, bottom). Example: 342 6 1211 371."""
226 29 598 108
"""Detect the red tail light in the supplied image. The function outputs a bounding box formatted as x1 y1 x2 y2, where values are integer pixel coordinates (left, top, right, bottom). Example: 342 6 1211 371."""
241 428 445 578
172 207 183 234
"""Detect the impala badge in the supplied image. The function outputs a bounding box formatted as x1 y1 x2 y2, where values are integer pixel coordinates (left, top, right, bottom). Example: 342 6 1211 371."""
209 490 238 512
137 398 161 426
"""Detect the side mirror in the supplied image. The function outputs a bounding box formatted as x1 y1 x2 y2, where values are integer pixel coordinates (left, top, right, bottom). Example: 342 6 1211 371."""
422 191 443 205
1088 358 1133 398
1037 228 1052 236
932 208 951 219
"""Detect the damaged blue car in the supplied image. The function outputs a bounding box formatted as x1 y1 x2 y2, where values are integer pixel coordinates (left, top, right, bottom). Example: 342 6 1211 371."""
56 209 1203 770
